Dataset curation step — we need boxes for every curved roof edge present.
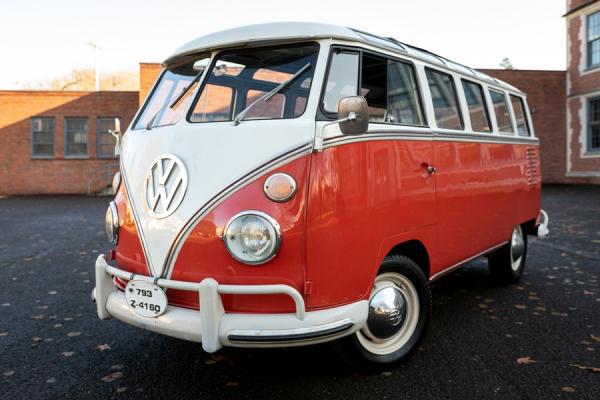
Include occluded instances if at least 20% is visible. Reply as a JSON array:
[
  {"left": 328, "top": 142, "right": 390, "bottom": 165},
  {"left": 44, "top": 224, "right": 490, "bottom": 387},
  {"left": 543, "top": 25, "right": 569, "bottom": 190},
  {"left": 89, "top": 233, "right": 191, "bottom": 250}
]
[{"left": 165, "top": 22, "right": 523, "bottom": 94}]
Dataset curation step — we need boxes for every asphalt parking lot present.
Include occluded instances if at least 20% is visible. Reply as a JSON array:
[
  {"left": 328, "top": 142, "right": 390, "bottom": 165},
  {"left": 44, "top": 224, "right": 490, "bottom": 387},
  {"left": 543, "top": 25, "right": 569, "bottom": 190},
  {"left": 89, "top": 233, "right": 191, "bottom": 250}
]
[{"left": 0, "top": 185, "right": 598, "bottom": 400}]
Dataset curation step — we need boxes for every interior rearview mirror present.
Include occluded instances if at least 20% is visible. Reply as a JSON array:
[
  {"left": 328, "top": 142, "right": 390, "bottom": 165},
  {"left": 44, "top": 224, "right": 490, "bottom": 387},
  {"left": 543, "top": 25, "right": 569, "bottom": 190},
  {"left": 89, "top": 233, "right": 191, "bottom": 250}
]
[{"left": 338, "top": 96, "right": 369, "bottom": 135}]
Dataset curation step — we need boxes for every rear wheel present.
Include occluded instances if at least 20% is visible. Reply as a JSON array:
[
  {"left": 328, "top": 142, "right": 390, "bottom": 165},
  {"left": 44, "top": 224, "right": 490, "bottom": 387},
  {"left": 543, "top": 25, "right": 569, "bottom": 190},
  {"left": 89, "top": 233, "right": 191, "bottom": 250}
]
[
  {"left": 337, "top": 255, "right": 431, "bottom": 369},
  {"left": 488, "top": 224, "right": 527, "bottom": 285}
]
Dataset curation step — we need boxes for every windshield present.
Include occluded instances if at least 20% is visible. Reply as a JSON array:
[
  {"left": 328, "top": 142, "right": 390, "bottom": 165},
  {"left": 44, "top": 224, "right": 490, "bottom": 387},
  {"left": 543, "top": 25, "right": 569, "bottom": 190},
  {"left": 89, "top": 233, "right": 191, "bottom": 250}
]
[
  {"left": 189, "top": 43, "right": 319, "bottom": 123},
  {"left": 133, "top": 56, "right": 210, "bottom": 130}
]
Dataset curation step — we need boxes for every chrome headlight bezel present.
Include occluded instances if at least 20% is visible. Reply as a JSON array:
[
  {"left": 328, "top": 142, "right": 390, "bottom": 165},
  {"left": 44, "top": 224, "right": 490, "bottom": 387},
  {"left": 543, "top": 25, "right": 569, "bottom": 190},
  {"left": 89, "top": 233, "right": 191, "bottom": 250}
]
[
  {"left": 222, "top": 211, "right": 281, "bottom": 266},
  {"left": 105, "top": 201, "right": 119, "bottom": 246}
]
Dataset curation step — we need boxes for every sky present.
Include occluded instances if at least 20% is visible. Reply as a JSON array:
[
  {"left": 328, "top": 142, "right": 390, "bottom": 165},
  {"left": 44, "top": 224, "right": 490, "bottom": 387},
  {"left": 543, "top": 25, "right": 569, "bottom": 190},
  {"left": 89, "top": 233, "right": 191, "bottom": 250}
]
[{"left": 0, "top": 0, "right": 567, "bottom": 89}]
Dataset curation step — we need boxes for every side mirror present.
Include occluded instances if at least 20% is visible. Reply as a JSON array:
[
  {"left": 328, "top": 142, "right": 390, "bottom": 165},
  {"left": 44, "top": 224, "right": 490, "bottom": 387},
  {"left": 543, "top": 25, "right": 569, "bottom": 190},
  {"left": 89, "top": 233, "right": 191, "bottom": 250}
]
[
  {"left": 338, "top": 96, "right": 369, "bottom": 135},
  {"left": 109, "top": 117, "right": 122, "bottom": 156}
]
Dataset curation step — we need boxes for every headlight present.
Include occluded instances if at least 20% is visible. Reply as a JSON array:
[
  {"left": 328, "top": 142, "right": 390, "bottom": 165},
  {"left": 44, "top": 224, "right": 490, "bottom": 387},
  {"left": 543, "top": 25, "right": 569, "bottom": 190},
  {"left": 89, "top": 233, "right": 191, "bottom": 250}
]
[
  {"left": 105, "top": 201, "right": 119, "bottom": 246},
  {"left": 112, "top": 171, "right": 121, "bottom": 192},
  {"left": 222, "top": 211, "right": 281, "bottom": 265}
]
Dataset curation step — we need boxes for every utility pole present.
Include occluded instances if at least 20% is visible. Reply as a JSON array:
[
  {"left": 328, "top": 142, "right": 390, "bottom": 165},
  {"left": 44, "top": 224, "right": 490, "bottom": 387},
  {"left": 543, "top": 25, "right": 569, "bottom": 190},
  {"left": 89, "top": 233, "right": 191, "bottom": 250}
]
[{"left": 87, "top": 42, "right": 100, "bottom": 91}]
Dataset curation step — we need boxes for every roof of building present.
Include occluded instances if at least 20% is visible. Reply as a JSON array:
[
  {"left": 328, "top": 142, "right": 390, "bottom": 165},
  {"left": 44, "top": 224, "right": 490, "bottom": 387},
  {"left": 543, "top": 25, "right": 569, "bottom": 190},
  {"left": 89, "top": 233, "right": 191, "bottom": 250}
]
[{"left": 165, "top": 22, "right": 521, "bottom": 93}]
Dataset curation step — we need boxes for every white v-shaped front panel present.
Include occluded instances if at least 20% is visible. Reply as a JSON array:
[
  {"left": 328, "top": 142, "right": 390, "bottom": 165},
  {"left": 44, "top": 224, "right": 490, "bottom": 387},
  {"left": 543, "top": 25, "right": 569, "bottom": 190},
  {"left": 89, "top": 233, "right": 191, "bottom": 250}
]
[{"left": 120, "top": 119, "right": 313, "bottom": 277}]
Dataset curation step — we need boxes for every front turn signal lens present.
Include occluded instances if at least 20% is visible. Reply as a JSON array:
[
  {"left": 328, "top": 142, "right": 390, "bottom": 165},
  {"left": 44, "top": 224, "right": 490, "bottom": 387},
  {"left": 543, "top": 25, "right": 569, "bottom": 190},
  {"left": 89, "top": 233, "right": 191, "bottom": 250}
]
[{"left": 264, "top": 173, "right": 296, "bottom": 202}]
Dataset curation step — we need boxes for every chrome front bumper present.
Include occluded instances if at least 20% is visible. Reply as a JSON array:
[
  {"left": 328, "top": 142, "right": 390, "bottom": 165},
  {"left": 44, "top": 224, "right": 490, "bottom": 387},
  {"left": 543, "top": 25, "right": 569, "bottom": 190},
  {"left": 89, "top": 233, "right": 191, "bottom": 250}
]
[{"left": 93, "top": 255, "right": 367, "bottom": 353}]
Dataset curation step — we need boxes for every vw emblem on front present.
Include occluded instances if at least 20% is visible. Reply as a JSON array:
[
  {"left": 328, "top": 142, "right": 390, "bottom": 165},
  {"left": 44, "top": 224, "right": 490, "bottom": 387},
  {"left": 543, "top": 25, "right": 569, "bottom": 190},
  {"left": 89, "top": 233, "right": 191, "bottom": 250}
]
[{"left": 145, "top": 154, "right": 188, "bottom": 219}]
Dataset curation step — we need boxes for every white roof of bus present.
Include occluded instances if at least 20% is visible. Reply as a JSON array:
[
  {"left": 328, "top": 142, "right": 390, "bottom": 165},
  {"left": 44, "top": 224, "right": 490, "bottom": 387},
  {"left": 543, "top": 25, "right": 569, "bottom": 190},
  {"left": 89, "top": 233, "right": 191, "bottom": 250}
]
[{"left": 165, "top": 22, "right": 522, "bottom": 94}]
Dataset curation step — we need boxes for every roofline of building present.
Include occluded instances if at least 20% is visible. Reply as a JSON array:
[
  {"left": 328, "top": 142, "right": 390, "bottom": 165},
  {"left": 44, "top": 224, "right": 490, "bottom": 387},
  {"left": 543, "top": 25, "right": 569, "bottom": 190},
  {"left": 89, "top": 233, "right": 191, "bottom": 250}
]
[
  {"left": 477, "top": 68, "right": 567, "bottom": 73},
  {"left": 563, "top": 0, "right": 600, "bottom": 17}
]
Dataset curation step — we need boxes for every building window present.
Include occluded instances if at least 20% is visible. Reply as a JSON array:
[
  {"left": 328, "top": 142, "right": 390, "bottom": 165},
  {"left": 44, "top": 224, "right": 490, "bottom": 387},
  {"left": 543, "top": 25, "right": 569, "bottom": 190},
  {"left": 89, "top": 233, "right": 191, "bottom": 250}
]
[
  {"left": 588, "top": 11, "right": 600, "bottom": 68},
  {"left": 425, "top": 68, "right": 463, "bottom": 130},
  {"left": 64, "top": 117, "right": 88, "bottom": 157},
  {"left": 31, "top": 117, "right": 55, "bottom": 158},
  {"left": 97, "top": 117, "right": 119, "bottom": 158},
  {"left": 588, "top": 97, "right": 600, "bottom": 152}
]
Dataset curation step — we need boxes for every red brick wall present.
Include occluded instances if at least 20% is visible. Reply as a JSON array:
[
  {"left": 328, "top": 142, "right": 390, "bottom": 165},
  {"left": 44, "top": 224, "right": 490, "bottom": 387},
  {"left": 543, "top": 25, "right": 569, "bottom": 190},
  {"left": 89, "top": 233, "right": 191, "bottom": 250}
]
[
  {"left": 0, "top": 91, "right": 139, "bottom": 195},
  {"left": 139, "top": 63, "right": 163, "bottom": 106},
  {"left": 480, "top": 69, "right": 569, "bottom": 184}
]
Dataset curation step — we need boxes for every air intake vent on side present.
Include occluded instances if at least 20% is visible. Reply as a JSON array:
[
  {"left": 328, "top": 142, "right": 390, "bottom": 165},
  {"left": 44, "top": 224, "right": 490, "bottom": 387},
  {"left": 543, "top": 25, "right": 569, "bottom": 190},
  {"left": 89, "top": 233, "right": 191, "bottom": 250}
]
[{"left": 525, "top": 147, "right": 538, "bottom": 185}]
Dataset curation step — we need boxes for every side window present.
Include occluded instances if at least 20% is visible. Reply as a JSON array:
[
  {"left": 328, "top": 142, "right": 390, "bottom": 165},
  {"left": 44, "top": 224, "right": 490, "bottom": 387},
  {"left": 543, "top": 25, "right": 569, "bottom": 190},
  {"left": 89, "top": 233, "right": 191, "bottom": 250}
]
[
  {"left": 489, "top": 90, "right": 513, "bottom": 133},
  {"left": 359, "top": 54, "right": 425, "bottom": 125},
  {"left": 322, "top": 51, "right": 359, "bottom": 113},
  {"left": 510, "top": 95, "right": 531, "bottom": 136},
  {"left": 64, "top": 117, "right": 88, "bottom": 157},
  {"left": 425, "top": 68, "right": 463, "bottom": 130},
  {"left": 461, "top": 80, "right": 491, "bottom": 133},
  {"left": 31, "top": 117, "right": 55, "bottom": 158},
  {"left": 387, "top": 60, "right": 424, "bottom": 126}
]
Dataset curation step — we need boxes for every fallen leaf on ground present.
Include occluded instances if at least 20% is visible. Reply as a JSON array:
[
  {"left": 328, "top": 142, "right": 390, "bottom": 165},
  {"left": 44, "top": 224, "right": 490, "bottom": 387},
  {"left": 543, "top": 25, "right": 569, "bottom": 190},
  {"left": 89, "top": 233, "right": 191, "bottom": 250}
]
[
  {"left": 101, "top": 371, "right": 123, "bottom": 383},
  {"left": 67, "top": 332, "right": 81, "bottom": 337},
  {"left": 30, "top": 315, "right": 44, "bottom": 320},
  {"left": 0, "top": 332, "right": 8, "bottom": 337},
  {"left": 517, "top": 356, "right": 536, "bottom": 365},
  {"left": 3, "top": 370, "right": 14, "bottom": 377},
  {"left": 32, "top": 337, "right": 43, "bottom": 342},
  {"left": 61, "top": 351, "right": 75, "bottom": 357},
  {"left": 514, "top": 304, "right": 527, "bottom": 310},
  {"left": 110, "top": 364, "right": 123, "bottom": 370},
  {"left": 96, "top": 344, "right": 111, "bottom": 351},
  {"left": 591, "top": 334, "right": 600, "bottom": 343},
  {"left": 226, "top": 381, "right": 239, "bottom": 387},
  {"left": 561, "top": 387, "right": 576, "bottom": 393},
  {"left": 570, "top": 364, "right": 600, "bottom": 373},
  {"left": 46, "top": 377, "right": 56, "bottom": 384}
]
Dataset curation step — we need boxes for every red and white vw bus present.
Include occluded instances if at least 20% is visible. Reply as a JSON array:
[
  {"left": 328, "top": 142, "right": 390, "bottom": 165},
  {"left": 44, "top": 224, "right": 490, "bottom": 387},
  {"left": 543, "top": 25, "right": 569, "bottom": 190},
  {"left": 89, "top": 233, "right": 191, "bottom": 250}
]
[{"left": 93, "top": 22, "right": 549, "bottom": 367}]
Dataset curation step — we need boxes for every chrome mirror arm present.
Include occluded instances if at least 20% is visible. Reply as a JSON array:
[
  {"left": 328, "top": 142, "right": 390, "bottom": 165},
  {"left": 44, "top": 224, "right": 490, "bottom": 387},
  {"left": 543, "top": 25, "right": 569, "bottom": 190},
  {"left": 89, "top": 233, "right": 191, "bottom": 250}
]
[{"left": 314, "top": 112, "right": 357, "bottom": 152}]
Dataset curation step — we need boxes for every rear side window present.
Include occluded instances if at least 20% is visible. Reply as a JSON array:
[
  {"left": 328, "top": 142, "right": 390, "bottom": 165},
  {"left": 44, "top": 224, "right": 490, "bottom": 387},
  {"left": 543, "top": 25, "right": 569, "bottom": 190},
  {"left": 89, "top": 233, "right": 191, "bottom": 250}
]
[
  {"left": 510, "top": 95, "right": 530, "bottom": 136},
  {"left": 425, "top": 68, "right": 463, "bottom": 130},
  {"left": 323, "top": 51, "right": 360, "bottom": 113},
  {"left": 489, "top": 90, "right": 513, "bottom": 133},
  {"left": 462, "top": 80, "right": 491, "bottom": 133}
]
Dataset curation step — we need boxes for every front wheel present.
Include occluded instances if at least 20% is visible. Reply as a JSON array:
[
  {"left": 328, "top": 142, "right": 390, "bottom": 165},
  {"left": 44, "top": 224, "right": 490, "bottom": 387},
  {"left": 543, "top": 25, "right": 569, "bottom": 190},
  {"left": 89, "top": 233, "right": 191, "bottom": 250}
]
[{"left": 337, "top": 255, "right": 431, "bottom": 369}]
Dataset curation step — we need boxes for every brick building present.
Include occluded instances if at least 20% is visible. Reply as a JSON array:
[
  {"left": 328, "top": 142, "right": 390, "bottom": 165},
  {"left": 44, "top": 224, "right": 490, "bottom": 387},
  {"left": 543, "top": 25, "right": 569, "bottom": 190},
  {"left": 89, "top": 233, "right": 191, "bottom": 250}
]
[
  {"left": 1, "top": 3, "right": 598, "bottom": 195},
  {"left": 564, "top": 0, "right": 600, "bottom": 182},
  {"left": 0, "top": 91, "right": 138, "bottom": 195}
]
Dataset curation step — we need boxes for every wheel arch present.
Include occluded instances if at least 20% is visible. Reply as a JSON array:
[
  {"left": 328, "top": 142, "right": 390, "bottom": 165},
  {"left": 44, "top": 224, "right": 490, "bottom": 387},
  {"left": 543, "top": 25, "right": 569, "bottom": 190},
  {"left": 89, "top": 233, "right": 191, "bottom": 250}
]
[{"left": 385, "top": 240, "right": 431, "bottom": 279}]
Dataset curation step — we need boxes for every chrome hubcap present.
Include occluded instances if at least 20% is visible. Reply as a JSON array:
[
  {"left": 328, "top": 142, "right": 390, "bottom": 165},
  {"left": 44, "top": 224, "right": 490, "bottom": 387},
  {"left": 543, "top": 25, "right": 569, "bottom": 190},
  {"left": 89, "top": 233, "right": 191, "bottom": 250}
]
[
  {"left": 366, "top": 287, "right": 407, "bottom": 340},
  {"left": 510, "top": 226, "right": 525, "bottom": 271},
  {"left": 357, "top": 272, "right": 420, "bottom": 355}
]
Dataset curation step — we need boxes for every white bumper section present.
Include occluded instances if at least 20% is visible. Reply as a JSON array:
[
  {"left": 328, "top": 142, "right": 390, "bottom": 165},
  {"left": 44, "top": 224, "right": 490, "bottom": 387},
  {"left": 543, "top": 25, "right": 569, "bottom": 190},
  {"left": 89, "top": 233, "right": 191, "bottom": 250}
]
[{"left": 93, "top": 255, "right": 368, "bottom": 353}]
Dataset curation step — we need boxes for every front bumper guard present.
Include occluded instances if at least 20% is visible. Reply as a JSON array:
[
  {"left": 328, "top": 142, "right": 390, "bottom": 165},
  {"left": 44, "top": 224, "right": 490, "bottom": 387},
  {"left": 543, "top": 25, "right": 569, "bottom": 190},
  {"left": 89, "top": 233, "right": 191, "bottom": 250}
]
[{"left": 93, "top": 255, "right": 367, "bottom": 353}]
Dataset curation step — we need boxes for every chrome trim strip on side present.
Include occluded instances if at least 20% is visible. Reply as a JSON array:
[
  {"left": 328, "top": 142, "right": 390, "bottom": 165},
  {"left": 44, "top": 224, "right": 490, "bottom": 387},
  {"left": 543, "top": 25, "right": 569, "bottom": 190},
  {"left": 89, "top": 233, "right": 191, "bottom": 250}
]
[
  {"left": 323, "top": 131, "right": 539, "bottom": 149},
  {"left": 429, "top": 241, "right": 508, "bottom": 282},
  {"left": 161, "top": 141, "right": 313, "bottom": 279}
]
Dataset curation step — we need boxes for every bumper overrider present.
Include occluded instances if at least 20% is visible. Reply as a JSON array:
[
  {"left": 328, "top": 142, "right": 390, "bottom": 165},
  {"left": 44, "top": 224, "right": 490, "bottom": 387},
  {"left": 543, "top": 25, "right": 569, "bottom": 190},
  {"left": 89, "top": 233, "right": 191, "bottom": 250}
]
[{"left": 93, "top": 255, "right": 368, "bottom": 352}]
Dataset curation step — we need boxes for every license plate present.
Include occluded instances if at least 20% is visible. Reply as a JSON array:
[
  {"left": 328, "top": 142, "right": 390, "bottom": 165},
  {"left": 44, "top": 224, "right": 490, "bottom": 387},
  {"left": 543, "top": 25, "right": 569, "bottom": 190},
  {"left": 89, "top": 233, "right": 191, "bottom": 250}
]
[{"left": 125, "top": 280, "right": 167, "bottom": 318}]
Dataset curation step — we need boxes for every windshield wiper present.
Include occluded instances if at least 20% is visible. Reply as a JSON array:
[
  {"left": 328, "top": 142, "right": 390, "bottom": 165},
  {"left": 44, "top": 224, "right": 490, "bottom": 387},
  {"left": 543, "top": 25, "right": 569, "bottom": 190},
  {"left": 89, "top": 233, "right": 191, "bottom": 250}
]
[
  {"left": 145, "top": 70, "right": 204, "bottom": 130},
  {"left": 232, "top": 62, "right": 311, "bottom": 126}
]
